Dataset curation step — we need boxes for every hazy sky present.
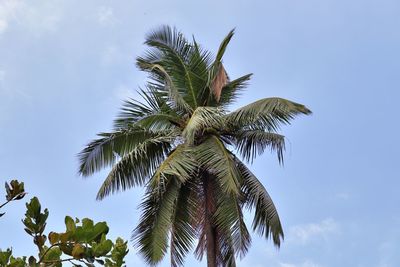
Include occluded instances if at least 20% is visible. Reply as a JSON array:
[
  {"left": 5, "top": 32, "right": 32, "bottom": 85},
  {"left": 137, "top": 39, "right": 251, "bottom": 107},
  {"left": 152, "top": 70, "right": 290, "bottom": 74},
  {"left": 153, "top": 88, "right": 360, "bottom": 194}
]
[{"left": 1, "top": 0, "right": 399, "bottom": 266}]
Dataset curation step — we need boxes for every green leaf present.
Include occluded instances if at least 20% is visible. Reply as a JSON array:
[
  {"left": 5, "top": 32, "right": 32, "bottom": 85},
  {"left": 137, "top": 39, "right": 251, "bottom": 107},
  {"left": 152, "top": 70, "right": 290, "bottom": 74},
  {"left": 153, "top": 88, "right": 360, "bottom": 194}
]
[
  {"left": 149, "top": 144, "right": 197, "bottom": 192},
  {"left": 195, "top": 136, "right": 241, "bottom": 195},
  {"left": 182, "top": 106, "right": 224, "bottom": 145},
  {"left": 226, "top": 97, "right": 312, "bottom": 132},
  {"left": 59, "top": 244, "right": 73, "bottom": 255},
  {"left": 87, "top": 222, "right": 109, "bottom": 242},
  {"left": 43, "top": 247, "right": 62, "bottom": 262},
  {"left": 93, "top": 239, "right": 113, "bottom": 257},
  {"left": 236, "top": 159, "right": 284, "bottom": 246},
  {"left": 231, "top": 130, "right": 285, "bottom": 164},
  {"left": 82, "top": 218, "right": 94, "bottom": 230},
  {"left": 96, "top": 130, "right": 175, "bottom": 200},
  {"left": 133, "top": 179, "right": 181, "bottom": 265},
  {"left": 0, "top": 249, "right": 12, "bottom": 265},
  {"left": 59, "top": 232, "right": 70, "bottom": 243},
  {"left": 48, "top": 232, "right": 60, "bottom": 245},
  {"left": 65, "top": 216, "right": 76, "bottom": 233},
  {"left": 72, "top": 244, "right": 85, "bottom": 259},
  {"left": 25, "top": 197, "right": 41, "bottom": 219},
  {"left": 8, "top": 256, "right": 27, "bottom": 267},
  {"left": 5, "top": 180, "right": 26, "bottom": 201}
]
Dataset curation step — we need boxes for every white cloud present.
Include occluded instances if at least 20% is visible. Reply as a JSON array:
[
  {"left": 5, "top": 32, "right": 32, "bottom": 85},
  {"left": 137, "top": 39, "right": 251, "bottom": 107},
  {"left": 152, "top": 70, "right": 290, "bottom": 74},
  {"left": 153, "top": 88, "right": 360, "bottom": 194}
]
[
  {"left": 97, "top": 6, "right": 115, "bottom": 26},
  {"left": 0, "top": 0, "right": 63, "bottom": 36},
  {"left": 288, "top": 218, "right": 339, "bottom": 244},
  {"left": 0, "top": 0, "right": 22, "bottom": 34}
]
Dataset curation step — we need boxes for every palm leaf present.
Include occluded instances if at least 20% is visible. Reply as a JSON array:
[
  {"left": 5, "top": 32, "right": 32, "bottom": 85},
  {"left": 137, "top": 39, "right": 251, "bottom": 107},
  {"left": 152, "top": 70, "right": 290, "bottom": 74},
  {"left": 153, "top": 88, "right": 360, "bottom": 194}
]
[
  {"left": 136, "top": 62, "right": 193, "bottom": 114},
  {"left": 170, "top": 182, "right": 198, "bottom": 266},
  {"left": 144, "top": 25, "right": 199, "bottom": 108},
  {"left": 182, "top": 107, "right": 224, "bottom": 145},
  {"left": 206, "top": 29, "right": 235, "bottom": 105},
  {"left": 213, "top": 177, "right": 251, "bottom": 259},
  {"left": 226, "top": 97, "right": 312, "bottom": 132},
  {"left": 149, "top": 145, "right": 198, "bottom": 193},
  {"left": 113, "top": 87, "right": 181, "bottom": 130},
  {"left": 78, "top": 127, "right": 169, "bottom": 176},
  {"left": 195, "top": 136, "right": 241, "bottom": 195},
  {"left": 96, "top": 133, "right": 175, "bottom": 200},
  {"left": 133, "top": 178, "right": 181, "bottom": 265},
  {"left": 215, "top": 29, "right": 235, "bottom": 64},
  {"left": 217, "top": 73, "right": 252, "bottom": 108},
  {"left": 236, "top": 159, "right": 284, "bottom": 247},
  {"left": 230, "top": 130, "right": 285, "bottom": 164},
  {"left": 216, "top": 230, "right": 236, "bottom": 267}
]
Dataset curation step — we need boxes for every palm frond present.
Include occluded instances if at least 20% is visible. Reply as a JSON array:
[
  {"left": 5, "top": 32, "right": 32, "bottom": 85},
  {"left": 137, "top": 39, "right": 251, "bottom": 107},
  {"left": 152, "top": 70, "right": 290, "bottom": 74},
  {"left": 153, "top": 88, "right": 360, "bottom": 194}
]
[
  {"left": 182, "top": 107, "right": 224, "bottom": 145},
  {"left": 78, "top": 127, "right": 169, "bottom": 176},
  {"left": 136, "top": 62, "right": 193, "bottom": 114},
  {"left": 113, "top": 87, "right": 180, "bottom": 130},
  {"left": 206, "top": 29, "right": 235, "bottom": 104},
  {"left": 195, "top": 136, "right": 241, "bottom": 195},
  {"left": 149, "top": 145, "right": 198, "bottom": 194},
  {"left": 96, "top": 133, "right": 175, "bottom": 200},
  {"left": 226, "top": 97, "right": 312, "bottom": 132},
  {"left": 143, "top": 25, "right": 199, "bottom": 108},
  {"left": 215, "top": 29, "right": 235, "bottom": 64},
  {"left": 216, "top": 231, "right": 236, "bottom": 267},
  {"left": 213, "top": 177, "right": 251, "bottom": 259},
  {"left": 133, "top": 178, "right": 181, "bottom": 265},
  {"left": 236, "top": 159, "right": 284, "bottom": 247},
  {"left": 170, "top": 182, "right": 198, "bottom": 267},
  {"left": 230, "top": 130, "right": 285, "bottom": 164},
  {"left": 145, "top": 25, "right": 191, "bottom": 62},
  {"left": 188, "top": 39, "right": 214, "bottom": 106},
  {"left": 217, "top": 73, "right": 252, "bottom": 107},
  {"left": 214, "top": 197, "right": 251, "bottom": 258}
]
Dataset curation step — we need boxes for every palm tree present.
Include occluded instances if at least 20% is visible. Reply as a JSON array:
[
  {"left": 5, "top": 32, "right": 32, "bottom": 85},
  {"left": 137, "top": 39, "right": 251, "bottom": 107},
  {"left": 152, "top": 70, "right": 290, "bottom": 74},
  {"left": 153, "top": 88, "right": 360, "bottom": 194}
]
[{"left": 78, "top": 26, "right": 311, "bottom": 267}]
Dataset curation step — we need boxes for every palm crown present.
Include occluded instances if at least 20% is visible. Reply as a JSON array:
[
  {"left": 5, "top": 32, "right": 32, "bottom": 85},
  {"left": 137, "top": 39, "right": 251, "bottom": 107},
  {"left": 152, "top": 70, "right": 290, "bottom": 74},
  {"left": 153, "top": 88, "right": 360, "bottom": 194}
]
[{"left": 78, "top": 26, "right": 311, "bottom": 267}]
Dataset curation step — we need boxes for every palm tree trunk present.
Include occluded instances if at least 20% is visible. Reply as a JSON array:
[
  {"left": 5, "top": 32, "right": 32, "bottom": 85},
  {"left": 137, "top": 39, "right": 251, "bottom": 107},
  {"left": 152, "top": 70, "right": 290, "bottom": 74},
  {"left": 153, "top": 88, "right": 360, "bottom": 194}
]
[{"left": 203, "top": 173, "right": 217, "bottom": 267}]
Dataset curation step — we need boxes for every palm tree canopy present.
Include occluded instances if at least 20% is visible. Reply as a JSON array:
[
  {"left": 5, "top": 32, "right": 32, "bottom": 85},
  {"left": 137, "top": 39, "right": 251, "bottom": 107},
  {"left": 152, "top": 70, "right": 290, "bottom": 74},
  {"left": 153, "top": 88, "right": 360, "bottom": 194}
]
[{"left": 78, "top": 25, "right": 311, "bottom": 266}]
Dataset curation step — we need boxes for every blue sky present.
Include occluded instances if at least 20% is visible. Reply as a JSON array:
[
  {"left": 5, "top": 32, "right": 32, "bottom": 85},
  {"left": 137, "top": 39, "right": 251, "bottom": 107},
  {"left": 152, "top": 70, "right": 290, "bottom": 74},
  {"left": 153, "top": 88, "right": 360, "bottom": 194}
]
[{"left": 1, "top": 0, "right": 399, "bottom": 266}]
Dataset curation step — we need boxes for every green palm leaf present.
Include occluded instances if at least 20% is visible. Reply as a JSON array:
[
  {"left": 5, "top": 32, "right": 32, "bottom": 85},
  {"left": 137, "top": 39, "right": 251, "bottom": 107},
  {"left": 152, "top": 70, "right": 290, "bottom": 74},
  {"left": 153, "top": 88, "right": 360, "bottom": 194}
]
[
  {"left": 236, "top": 159, "right": 284, "bottom": 246},
  {"left": 182, "top": 107, "right": 224, "bottom": 145},
  {"left": 143, "top": 25, "right": 199, "bottom": 108},
  {"left": 216, "top": 73, "right": 253, "bottom": 108},
  {"left": 214, "top": 195, "right": 251, "bottom": 258},
  {"left": 96, "top": 133, "right": 175, "bottom": 200},
  {"left": 149, "top": 145, "right": 198, "bottom": 193},
  {"left": 169, "top": 182, "right": 198, "bottom": 267},
  {"left": 133, "top": 178, "right": 181, "bottom": 265},
  {"left": 113, "top": 88, "right": 180, "bottom": 130},
  {"left": 231, "top": 130, "right": 285, "bottom": 164},
  {"left": 195, "top": 136, "right": 241, "bottom": 195},
  {"left": 226, "top": 97, "right": 312, "bottom": 132},
  {"left": 78, "top": 127, "right": 170, "bottom": 176}
]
